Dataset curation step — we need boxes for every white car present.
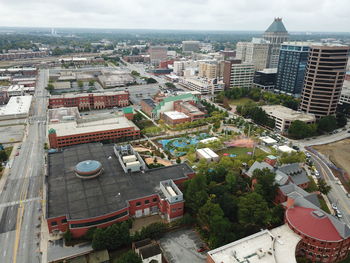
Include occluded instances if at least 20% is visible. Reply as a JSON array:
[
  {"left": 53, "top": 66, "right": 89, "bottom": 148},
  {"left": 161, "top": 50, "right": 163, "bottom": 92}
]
[
  {"left": 332, "top": 203, "right": 338, "bottom": 210},
  {"left": 315, "top": 170, "right": 320, "bottom": 177},
  {"left": 336, "top": 210, "right": 343, "bottom": 218}
]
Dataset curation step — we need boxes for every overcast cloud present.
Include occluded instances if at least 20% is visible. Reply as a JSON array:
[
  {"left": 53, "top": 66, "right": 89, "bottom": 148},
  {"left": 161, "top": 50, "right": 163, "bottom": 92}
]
[{"left": 0, "top": 0, "right": 349, "bottom": 32}]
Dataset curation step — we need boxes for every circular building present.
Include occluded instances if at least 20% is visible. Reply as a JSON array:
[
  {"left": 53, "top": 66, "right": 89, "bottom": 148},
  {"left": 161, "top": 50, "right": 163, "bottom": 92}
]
[
  {"left": 285, "top": 206, "right": 350, "bottom": 263},
  {"left": 75, "top": 160, "right": 103, "bottom": 179}
]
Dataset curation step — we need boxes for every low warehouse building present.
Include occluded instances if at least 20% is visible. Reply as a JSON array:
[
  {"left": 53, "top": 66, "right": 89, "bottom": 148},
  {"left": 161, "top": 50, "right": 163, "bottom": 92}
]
[{"left": 196, "top": 148, "right": 219, "bottom": 162}]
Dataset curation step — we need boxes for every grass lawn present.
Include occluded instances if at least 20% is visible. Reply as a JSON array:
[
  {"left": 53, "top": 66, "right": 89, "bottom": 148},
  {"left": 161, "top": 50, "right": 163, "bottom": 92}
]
[
  {"left": 217, "top": 147, "right": 266, "bottom": 160},
  {"left": 229, "top": 97, "right": 255, "bottom": 106}
]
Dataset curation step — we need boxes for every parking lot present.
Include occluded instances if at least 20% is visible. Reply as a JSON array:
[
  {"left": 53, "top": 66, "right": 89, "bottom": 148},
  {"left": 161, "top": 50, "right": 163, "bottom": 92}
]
[
  {"left": 0, "top": 125, "right": 25, "bottom": 144},
  {"left": 159, "top": 228, "right": 206, "bottom": 263}
]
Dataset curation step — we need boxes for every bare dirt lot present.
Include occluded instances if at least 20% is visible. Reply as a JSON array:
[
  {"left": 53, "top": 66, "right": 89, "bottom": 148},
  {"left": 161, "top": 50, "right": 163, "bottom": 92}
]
[{"left": 314, "top": 138, "right": 350, "bottom": 175}]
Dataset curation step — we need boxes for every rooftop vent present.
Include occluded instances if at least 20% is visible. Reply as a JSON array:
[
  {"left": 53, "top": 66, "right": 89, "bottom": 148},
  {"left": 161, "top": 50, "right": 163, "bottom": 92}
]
[{"left": 312, "top": 210, "right": 326, "bottom": 218}]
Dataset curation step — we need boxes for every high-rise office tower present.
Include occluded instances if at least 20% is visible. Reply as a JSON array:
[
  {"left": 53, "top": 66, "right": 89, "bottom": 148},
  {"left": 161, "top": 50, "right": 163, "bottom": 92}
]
[
  {"left": 223, "top": 60, "right": 255, "bottom": 89},
  {"left": 198, "top": 62, "right": 218, "bottom": 79},
  {"left": 236, "top": 42, "right": 248, "bottom": 62},
  {"left": 275, "top": 42, "right": 310, "bottom": 96},
  {"left": 300, "top": 44, "right": 350, "bottom": 118},
  {"left": 236, "top": 38, "right": 270, "bottom": 71},
  {"left": 263, "top": 18, "right": 289, "bottom": 68}
]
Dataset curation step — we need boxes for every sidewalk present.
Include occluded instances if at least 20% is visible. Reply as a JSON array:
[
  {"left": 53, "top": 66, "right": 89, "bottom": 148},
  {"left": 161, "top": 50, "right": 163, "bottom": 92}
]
[{"left": 0, "top": 142, "right": 20, "bottom": 193}]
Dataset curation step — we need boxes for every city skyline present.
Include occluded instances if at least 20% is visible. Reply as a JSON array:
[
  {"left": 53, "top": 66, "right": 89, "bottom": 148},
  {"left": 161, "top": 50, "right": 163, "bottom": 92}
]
[{"left": 0, "top": 0, "right": 349, "bottom": 32}]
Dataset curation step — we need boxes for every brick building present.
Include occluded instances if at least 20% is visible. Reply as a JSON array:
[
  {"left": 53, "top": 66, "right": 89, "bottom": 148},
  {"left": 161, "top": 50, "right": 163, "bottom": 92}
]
[
  {"left": 47, "top": 107, "right": 139, "bottom": 148},
  {"left": 48, "top": 91, "right": 129, "bottom": 110},
  {"left": 46, "top": 143, "right": 195, "bottom": 237},
  {"left": 173, "top": 100, "right": 205, "bottom": 121},
  {"left": 162, "top": 111, "right": 191, "bottom": 126}
]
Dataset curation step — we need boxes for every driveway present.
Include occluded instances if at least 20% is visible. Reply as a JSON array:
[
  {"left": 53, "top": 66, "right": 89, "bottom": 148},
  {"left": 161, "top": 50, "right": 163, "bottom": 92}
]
[{"left": 159, "top": 228, "right": 206, "bottom": 263}]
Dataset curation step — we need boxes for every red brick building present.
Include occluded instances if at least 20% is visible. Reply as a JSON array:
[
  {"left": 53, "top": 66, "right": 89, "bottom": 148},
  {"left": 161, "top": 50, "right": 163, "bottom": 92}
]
[
  {"left": 173, "top": 100, "right": 205, "bottom": 121},
  {"left": 285, "top": 204, "right": 350, "bottom": 262},
  {"left": 48, "top": 91, "right": 129, "bottom": 110},
  {"left": 46, "top": 143, "right": 195, "bottom": 238},
  {"left": 161, "top": 111, "right": 191, "bottom": 126}
]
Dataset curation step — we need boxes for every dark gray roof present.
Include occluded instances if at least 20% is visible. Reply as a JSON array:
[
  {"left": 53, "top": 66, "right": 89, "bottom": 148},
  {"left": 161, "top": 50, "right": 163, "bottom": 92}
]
[
  {"left": 246, "top": 161, "right": 274, "bottom": 178},
  {"left": 142, "top": 99, "right": 156, "bottom": 108},
  {"left": 278, "top": 163, "right": 309, "bottom": 186},
  {"left": 134, "top": 239, "right": 152, "bottom": 249},
  {"left": 139, "top": 244, "right": 162, "bottom": 259},
  {"left": 328, "top": 216, "right": 350, "bottom": 239},
  {"left": 47, "top": 143, "right": 194, "bottom": 220},
  {"left": 265, "top": 18, "right": 288, "bottom": 33},
  {"left": 279, "top": 183, "right": 320, "bottom": 208}
]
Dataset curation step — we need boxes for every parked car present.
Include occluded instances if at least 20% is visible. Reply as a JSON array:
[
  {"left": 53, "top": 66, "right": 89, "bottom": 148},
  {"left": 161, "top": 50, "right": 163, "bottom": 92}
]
[
  {"left": 315, "top": 170, "right": 320, "bottom": 178},
  {"left": 332, "top": 203, "right": 338, "bottom": 210},
  {"left": 336, "top": 210, "right": 343, "bottom": 218},
  {"left": 346, "top": 193, "right": 350, "bottom": 198}
]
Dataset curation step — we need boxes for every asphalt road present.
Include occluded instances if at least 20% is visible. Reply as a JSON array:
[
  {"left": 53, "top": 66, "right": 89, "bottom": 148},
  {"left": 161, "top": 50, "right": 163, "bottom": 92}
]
[
  {"left": 0, "top": 69, "right": 48, "bottom": 263},
  {"left": 308, "top": 151, "right": 350, "bottom": 226}
]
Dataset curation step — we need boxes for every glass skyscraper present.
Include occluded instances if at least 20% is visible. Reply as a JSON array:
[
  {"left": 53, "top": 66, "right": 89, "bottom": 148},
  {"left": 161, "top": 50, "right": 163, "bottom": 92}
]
[{"left": 275, "top": 42, "right": 310, "bottom": 97}]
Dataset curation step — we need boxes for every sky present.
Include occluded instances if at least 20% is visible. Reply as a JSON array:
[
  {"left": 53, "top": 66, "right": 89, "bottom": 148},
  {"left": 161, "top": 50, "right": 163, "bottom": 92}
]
[{"left": 0, "top": 0, "right": 349, "bottom": 32}]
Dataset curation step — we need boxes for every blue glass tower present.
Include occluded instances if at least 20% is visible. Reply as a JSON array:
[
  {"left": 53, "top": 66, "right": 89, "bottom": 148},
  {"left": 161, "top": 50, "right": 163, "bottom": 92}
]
[{"left": 275, "top": 42, "right": 310, "bottom": 97}]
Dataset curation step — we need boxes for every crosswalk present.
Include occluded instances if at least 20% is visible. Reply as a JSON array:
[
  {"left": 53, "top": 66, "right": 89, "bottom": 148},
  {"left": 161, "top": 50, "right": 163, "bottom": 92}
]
[{"left": 0, "top": 197, "right": 41, "bottom": 209}]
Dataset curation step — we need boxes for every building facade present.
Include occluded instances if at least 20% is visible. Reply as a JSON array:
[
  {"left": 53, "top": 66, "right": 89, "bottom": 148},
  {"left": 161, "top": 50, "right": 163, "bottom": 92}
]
[
  {"left": 237, "top": 38, "right": 270, "bottom": 71},
  {"left": 263, "top": 18, "right": 289, "bottom": 68},
  {"left": 48, "top": 91, "right": 129, "bottom": 110},
  {"left": 198, "top": 62, "right": 218, "bottom": 79},
  {"left": 275, "top": 42, "right": 310, "bottom": 96},
  {"left": 253, "top": 68, "right": 277, "bottom": 91},
  {"left": 262, "top": 105, "right": 316, "bottom": 133},
  {"left": 149, "top": 46, "right": 168, "bottom": 66},
  {"left": 223, "top": 62, "right": 255, "bottom": 89},
  {"left": 299, "top": 44, "right": 350, "bottom": 118}
]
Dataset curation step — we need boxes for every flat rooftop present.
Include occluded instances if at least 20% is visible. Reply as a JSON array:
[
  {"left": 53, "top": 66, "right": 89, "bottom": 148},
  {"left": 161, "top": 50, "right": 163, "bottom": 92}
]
[
  {"left": 48, "top": 116, "right": 139, "bottom": 137},
  {"left": 262, "top": 105, "right": 315, "bottom": 122},
  {"left": 0, "top": 95, "right": 32, "bottom": 116},
  {"left": 50, "top": 91, "right": 128, "bottom": 99},
  {"left": 48, "top": 107, "right": 81, "bottom": 122},
  {"left": 207, "top": 224, "right": 301, "bottom": 263},
  {"left": 163, "top": 111, "right": 189, "bottom": 120},
  {"left": 47, "top": 143, "right": 194, "bottom": 219}
]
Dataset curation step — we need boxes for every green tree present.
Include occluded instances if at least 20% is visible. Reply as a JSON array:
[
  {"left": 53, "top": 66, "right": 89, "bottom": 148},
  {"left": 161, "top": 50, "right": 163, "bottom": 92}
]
[
  {"left": 91, "top": 222, "right": 130, "bottom": 250},
  {"left": 88, "top": 80, "right": 95, "bottom": 87},
  {"left": 336, "top": 113, "right": 347, "bottom": 128},
  {"left": 288, "top": 120, "right": 316, "bottom": 139},
  {"left": 134, "top": 222, "right": 167, "bottom": 241},
  {"left": 146, "top": 77, "right": 157, "bottom": 84},
  {"left": 238, "top": 192, "right": 272, "bottom": 227},
  {"left": 46, "top": 83, "right": 54, "bottom": 92},
  {"left": 317, "top": 179, "right": 332, "bottom": 195},
  {"left": 116, "top": 251, "right": 142, "bottom": 263},
  {"left": 279, "top": 151, "right": 306, "bottom": 164},
  {"left": 63, "top": 229, "right": 72, "bottom": 243},
  {"left": 0, "top": 150, "right": 8, "bottom": 162},
  {"left": 253, "top": 168, "right": 277, "bottom": 203},
  {"left": 317, "top": 116, "right": 337, "bottom": 133},
  {"left": 176, "top": 157, "right": 181, "bottom": 164},
  {"left": 184, "top": 174, "right": 208, "bottom": 214},
  {"left": 77, "top": 80, "right": 84, "bottom": 88}
]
